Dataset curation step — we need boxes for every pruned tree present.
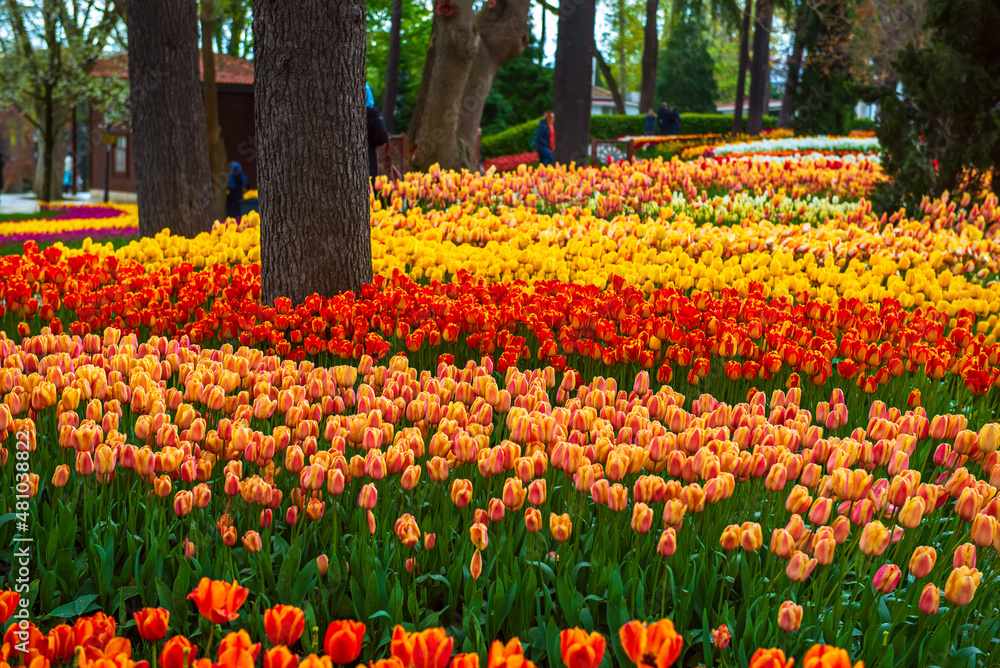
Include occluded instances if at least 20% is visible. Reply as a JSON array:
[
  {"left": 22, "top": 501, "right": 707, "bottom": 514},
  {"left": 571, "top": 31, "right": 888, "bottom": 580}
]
[
  {"left": 255, "top": 0, "right": 372, "bottom": 304},
  {"left": 730, "top": 0, "right": 752, "bottom": 134},
  {"left": 407, "top": 0, "right": 532, "bottom": 171},
  {"left": 639, "top": 0, "right": 659, "bottom": 112},
  {"left": 553, "top": 0, "right": 596, "bottom": 164},
  {"left": 778, "top": 1, "right": 806, "bottom": 127},
  {"left": 202, "top": 0, "right": 229, "bottom": 220},
  {"left": 850, "top": 0, "right": 927, "bottom": 89},
  {"left": 381, "top": 0, "right": 403, "bottom": 132},
  {"left": 0, "top": 0, "right": 120, "bottom": 201},
  {"left": 746, "top": 0, "right": 772, "bottom": 134},
  {"left": 127, "top": 0, "right": 214, "bottom": 237},
  {"left": 793, "top": 0, "right": 857, "bottom": 135}
]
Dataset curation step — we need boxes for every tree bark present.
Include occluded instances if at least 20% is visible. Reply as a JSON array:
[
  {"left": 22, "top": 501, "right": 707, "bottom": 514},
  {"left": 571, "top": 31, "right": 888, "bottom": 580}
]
[
  {"left": 382, "top": 0, "right": 403, "bottom": 133},
  {"left": 747, "top": 0, "right": 772, "bottom": 135},
  {"left": 553, "top": 0, "right": 595, "bottom": 164},
  {"left": 127, "top": 0, "right": 214, "bottom": 238},
  {"left": 639, "top": 0, "right": 658, "bottom": 113},
  {"left": 255, "top": 0, "right": 372, "bottom": 305},
  {"left": 779, "top": 21, "right": 805, "bottom": 128},
  {"left": 202, "top": 0, "right": 229, "bottom": 221},
  {"left": 593, "top": 42, "right": 626, "bottom": 114},
  {"left": 731, "top": 0, "right": 752, "bottom": 135},
  {"left": 616, "top": 0, "right": 627, "bottom": 100},
  {"left": 410, "top": 0, "right": 530, "bottom": 171}
]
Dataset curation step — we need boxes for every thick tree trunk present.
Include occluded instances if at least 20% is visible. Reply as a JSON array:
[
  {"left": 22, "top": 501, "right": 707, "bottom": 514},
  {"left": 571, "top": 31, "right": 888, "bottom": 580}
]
[
  {"left": 202, "top": 0, "right": 229, "bottom": 221},
  {"left": 593, "top": 43, "right": 625, "bottom": 114},
  {"left": 255, "top": 0, "right": 371, "bottom": 305},
  {"left": 731, "top": 0, "right": 752, "bottom": 135},
  {"left": 616, "top": 0, "right": 627, "bottom": 99},
  {"left": 639, "top": 0, "right": 658, "bottom": 113},
  {"left": 410, "top": 0, "right": 530, "bottom": 171},
  {"left": 779, "top": 27, "right": 804, "bottom": 127},
  {"left": 553, "top": 0, "right": 595, "bottom": 164},
  {"left": 382, "top": 0, "right": 403, "bottom": 133},
  {"left": 32, "top": 112, "right": 66, "bottom": 202},
  {"left": 747, "top": 0, "right": 772, "bottom": 135},
  {"left": 127, "top": 0, "right": 214, "bottom": 238}
]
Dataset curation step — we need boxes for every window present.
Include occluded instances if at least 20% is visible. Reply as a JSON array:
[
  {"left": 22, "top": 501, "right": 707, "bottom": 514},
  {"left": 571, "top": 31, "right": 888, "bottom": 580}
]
[{"left": 113, "top": 136, "right": 127, "bottom": 175}]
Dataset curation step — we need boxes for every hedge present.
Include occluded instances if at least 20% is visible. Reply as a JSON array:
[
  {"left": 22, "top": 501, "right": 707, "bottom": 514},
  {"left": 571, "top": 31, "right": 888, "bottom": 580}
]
[{"left": 480, "top": 114, "right": 778, "bottom": 158}]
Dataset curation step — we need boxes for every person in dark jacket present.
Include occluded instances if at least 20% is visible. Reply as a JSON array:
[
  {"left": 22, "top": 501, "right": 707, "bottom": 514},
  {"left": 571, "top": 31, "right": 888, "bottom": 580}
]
[
  {"left": 657, "top": 102, "right": 671, "bottom": 135},
  {"left": 368, "top": 106, "right": 390, "bottom": 180},
  {"left": 534, "top": 111, "right": 555, "bottom": 166},
  {"left": 667, "top": 107, "right": 682, "bottom": 135},
  {"left": 644, "top": 109, "right": 656, "bottom": 135},
  {"left": 226, "top": 162, "right": 249, "bottom": 219}
]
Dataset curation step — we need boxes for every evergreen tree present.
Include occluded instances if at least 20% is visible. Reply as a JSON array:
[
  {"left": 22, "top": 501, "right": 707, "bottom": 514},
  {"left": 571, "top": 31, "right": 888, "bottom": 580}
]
[
  {"left": 791, "top": 0, "right": 858, "bottom": 135},
  {"left": 481, "top": 40, "right": 553, "bottom": 135},
  {"left": 868, "top": 0, "right": 1000, "bottom": 209},
  {"left": 656, "top": 14, "right": 718, "bottom": 112}
]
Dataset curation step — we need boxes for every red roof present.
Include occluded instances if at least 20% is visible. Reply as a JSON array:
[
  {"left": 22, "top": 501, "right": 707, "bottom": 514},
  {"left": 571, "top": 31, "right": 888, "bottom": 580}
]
[{"left": 92, "top": 51, "right": 253, "bottom": 86}]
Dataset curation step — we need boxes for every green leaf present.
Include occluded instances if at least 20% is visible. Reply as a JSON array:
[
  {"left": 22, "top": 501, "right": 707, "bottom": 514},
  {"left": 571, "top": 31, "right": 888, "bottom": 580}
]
[
  {"left": 278, "top": 543, "right": 302, "bottom": 602},
  {"left": 46, "top": 593, "right": 100, "bottom": 619}
]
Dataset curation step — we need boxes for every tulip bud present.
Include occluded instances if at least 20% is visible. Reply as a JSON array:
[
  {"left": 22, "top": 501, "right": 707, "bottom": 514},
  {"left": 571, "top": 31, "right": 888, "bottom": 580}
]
[
  {"left": 872, "top": 564, "right": 901, "bottom": 594},
  {"left": 524, "top": 507, "right": 542, "bottom": 533},
  {"left": 909, "top": 545, "right": 937, "bottom": 578},
  {"left": 242, "top": 530, "right": 263, "bottom": 553},
  {"left": 945, "top": 566, "right": 982, "bottom": 606},
  {"left": 919, "top": 583, "right": 940, "bottom": 615},
  {"left": 953, "top": 542, "right": 977, "bottom": 569},
  {"left": 657, "top": 528, "right": 677, "bottom": 557},
  {"left": 785, "top": 551, "right": 817, "bottom": 582},
  {"left": 316, "top": 554, "right": 329, "bottom": 576},
  {"left": 470, "top": 549, "right": 483, "bottom": 580},
  {"left": 51, "top": 464, "right": 71, "bottom": 488},
  {"left": 777, "top": 601, "right": 803, "bottom": 632},
  {"left": 424, "top": 533, "right": 436, "bottom": 550},
  {"left": 720, "top": 525, "right": 742, "bottom": 551}
]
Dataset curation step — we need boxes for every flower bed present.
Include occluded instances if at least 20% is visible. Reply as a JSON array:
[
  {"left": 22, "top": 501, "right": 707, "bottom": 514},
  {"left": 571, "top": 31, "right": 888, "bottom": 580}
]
[
  {"left": 0, "top": 143, "right": 998, "bottom": 668},
  {"left": 0, "top": 202, "right": 138, "bottom": 249},
  {"left": 711, "top": 137, "right": 880, "bottom": 157}
]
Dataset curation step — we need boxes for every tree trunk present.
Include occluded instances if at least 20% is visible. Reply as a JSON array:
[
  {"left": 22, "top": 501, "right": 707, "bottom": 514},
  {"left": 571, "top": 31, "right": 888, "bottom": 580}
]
[
  {"left": 747, "top": 0, "right": 772, "bottom": 135},
  {"left": 779, "top": 24, "right": 804, "bottom": 128},
  {"left": 639, "top": 0, "right": 658, "bottom": 113},
  {"left": 409, "top": 0, "right": 530, "bottom": 172},
  {"left": 127, "top": 0, "right": 214, "bottom": 238},
  {"left": 32, "top": 109, "right": 66, "bottom": 202},
  {"left": 382, "top": 0, "right": 403, "bottom": 133},
  {"left": 553, "top": 0, "right": 595, "bottom": 164},
  {"left": 202, "top": 0, "right": 229, "bottom": 221},
  {"left": 593, "top": 43, "right": 626, "bottom": 114},
  {"left": 731, "top": 0, "right": 752, "bottom": 135},
  {"left": 255, "top": 0, "right": 371, "bottom": 304},
  {"left": 616, "top": 0, "right": 627, "bottom": 100}
]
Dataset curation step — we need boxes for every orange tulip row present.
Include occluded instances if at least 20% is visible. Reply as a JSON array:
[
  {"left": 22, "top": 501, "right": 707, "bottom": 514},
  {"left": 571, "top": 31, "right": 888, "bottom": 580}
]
[{"left": 0, "top": 586, "right": 862, "bottom": 668}]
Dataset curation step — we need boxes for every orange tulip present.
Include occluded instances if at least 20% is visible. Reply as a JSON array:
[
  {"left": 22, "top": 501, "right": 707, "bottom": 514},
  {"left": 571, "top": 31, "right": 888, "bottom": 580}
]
[
  {"left": 450, "top": 479, "right": 473, "bottom": 508},
  {"left": 411, "top": 628, "right": 453, "bottom": 668},
  {"left": 470, "top": 523, "right": 489, "bottom": 551},
  {"left": 487, "top": 638, "right": 536, "bottom": 668},
  {"left": 801, "top": 645, "right": 863, "bottom": 668},
  {"left": 619, "top": 619, "right": 683, "bottom": 668},
  {"left": 219, "top": 630, "right": 261, "bottom": 661},
  {"left": 186, "top": 579, "right": 248, "bottom": 624},
  {"left": 549, "top": 513, "right": 572, "bottom": 542},
  {"left": 264, "top": 646, "right": 300, "bottom": 668},
  {"left": 391, "top": 626, "right": 414, "bottom": 667},
  {"left": 470, "top": 550, "right": 483, "bottom": 580},
  {"left": 452, "top": 653, "right": 480, "bottom": 668},
  {"left": 908, "top": 546, "right": 936, "bottom": 579},
  {"left": 160, "top": 636, "right": 197, "bottom": 668},
  {"left": 559, "top": 628, "right": 606, "bottom": 668},
  {"left": 264, "top": 605, "right": 305, "bottom": 646},
  {"left": 710, "top": 625, "right": 731, "bottom": 650},
  {"left": 0, "top": 590, "right": 21, "bottom": 625},
  {"left": 524, "top": 508, "right": 542, "bottom": 533},
  {"left": 858, "top": 521, "right": 890, "bottom": 557},
  {"left": 777, "top": 601, "right": 803, "bottom": 632},
  {"left": 944, "top": 566, "right": 982, "bottom": 606},
  {"left": 323, "top": 620, "right": 365, "bottom": 665},
  {"left": 133, "top": 607, "right": 169, "bottom": 642},
  {"left": 749, "top": 649, "right": 793, "bottom": 668},
  {"left": 919, "top": 583, "right": 940, "bottom": 615},
  {"left": 298, "top": 655, "right": 333, "bottom": 668},
  {"left": 51, "top": 464, "right": 71, "bottom": 488}
]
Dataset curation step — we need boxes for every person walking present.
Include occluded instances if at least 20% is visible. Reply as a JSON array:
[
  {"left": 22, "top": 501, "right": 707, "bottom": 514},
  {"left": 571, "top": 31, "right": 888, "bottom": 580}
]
[
  {"left": 366, "top": 82, "right": 375, "bottom": 109},
  {"left": 226, "top": 162, "right": 249, "bottom": 220},
  {"left": 644, "top": 109, "right": 657, "bottom": 135},
  {"left": 62, "top": 153, "right": 73, "bottom": 194},
  {"left": 534, "top": 111, "right": 555, "bottom": 166},
  {"left": 657, "top": 102, "right": 671, "bottom": 135}
]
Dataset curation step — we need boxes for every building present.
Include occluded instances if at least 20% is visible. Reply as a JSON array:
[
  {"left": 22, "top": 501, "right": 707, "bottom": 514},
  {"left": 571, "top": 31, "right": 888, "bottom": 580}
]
[
  {"left": 715, "top": 99, "right": 784, "bottom": 116},
  {"left": 591, "top": 87, "right": 641, "bottom": 116},
  {"left": 89, "top": 51, "right": 255, "bottom": 203}
]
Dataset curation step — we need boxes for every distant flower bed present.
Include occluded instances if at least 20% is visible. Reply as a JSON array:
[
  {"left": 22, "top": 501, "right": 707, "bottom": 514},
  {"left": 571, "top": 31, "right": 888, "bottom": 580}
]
[
  {"left": 712, "top": 136, "right": 880, "bottom": 156},
  {"left": 0, "top": 202, "right": 138, "bottom": 248},
  {"left": 244, "top": 189, "right": 259, "bottom": 199},
  {"left": 483, "top": 152, "right": 539, "bottom": 172}
]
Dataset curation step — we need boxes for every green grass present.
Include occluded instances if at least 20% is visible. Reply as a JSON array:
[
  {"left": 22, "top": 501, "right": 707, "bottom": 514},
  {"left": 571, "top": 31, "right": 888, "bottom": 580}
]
[{"left": 0, "top": 211, "right": 62, "bottom": 222}]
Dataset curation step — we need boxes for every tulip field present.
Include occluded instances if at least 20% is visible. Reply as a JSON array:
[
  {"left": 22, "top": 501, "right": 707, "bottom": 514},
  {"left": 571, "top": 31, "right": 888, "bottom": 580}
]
[{"left": 2, "top": 139, "right": 1000, "bottom": 668}]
